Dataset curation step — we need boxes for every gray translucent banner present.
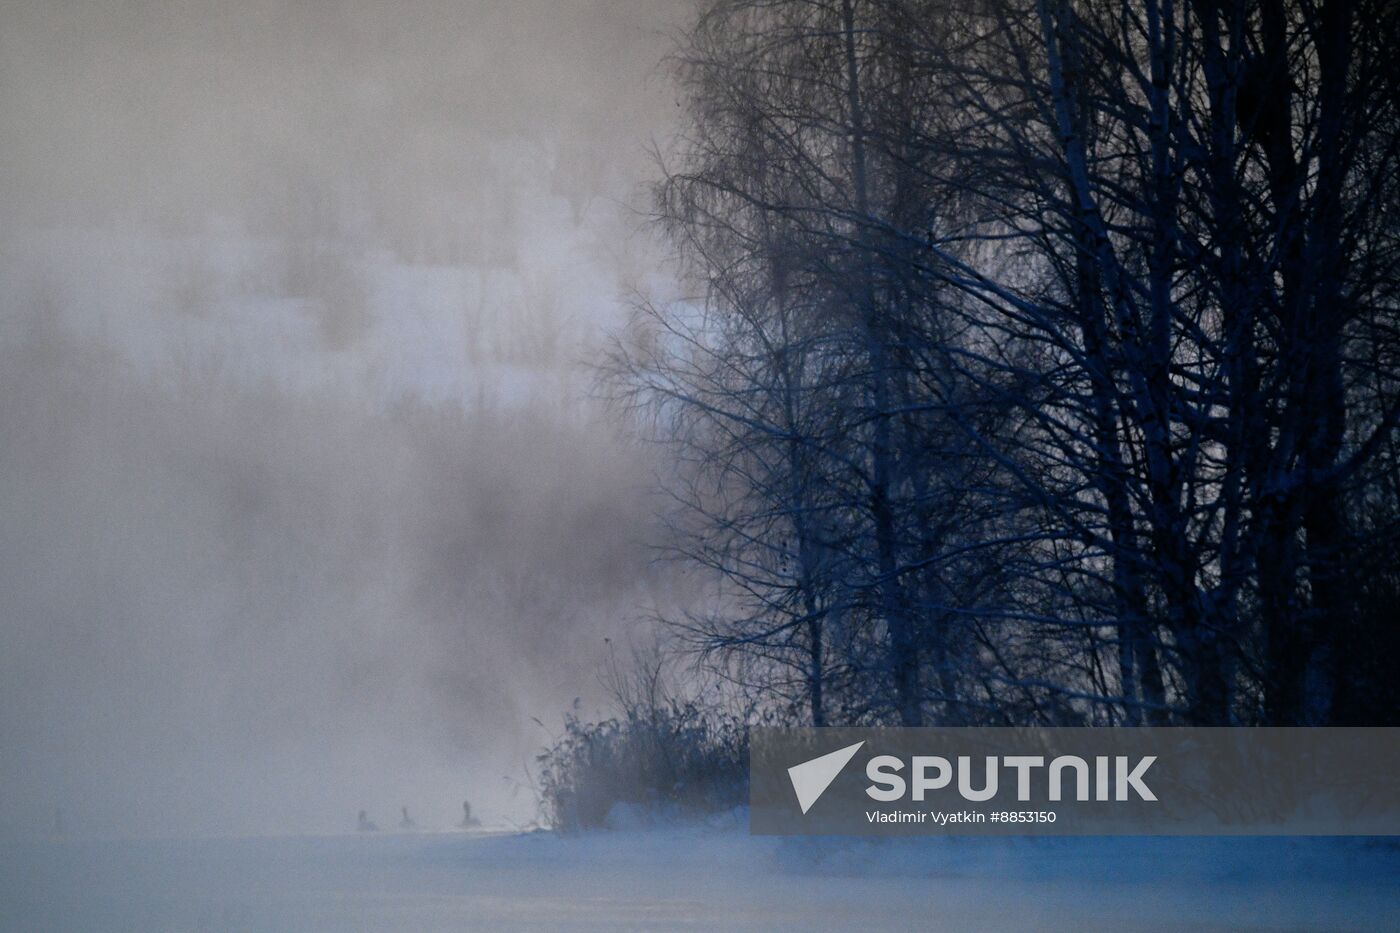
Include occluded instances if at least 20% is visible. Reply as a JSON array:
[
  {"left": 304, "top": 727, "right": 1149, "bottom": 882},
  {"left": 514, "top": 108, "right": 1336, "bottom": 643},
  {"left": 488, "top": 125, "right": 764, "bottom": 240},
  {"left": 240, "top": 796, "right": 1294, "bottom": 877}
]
[{"left": 749, "top": 727, "right": 1400, "bottom": 835}]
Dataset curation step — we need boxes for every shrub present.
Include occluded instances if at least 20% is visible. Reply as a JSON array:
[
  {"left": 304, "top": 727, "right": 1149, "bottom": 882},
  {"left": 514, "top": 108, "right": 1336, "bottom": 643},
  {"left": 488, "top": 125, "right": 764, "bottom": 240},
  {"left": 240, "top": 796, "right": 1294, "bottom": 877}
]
[{"left": 536, "top": 644, "right": 749, "bottom": 831}]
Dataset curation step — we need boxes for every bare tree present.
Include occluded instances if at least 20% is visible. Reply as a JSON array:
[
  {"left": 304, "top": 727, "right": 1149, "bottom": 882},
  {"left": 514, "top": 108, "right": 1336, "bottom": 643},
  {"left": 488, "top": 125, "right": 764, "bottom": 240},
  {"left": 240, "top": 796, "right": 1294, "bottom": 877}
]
[{"left": 619, "top": 0, "right": 1400, "bottom": 729}]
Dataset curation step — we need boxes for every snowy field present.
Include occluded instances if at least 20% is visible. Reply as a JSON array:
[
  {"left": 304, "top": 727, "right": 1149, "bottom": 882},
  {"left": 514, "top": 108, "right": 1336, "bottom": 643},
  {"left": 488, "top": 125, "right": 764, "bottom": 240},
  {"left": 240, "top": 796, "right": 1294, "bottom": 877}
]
[{"left": 3, "top": 822, "right": 1398, "bottom": 931}]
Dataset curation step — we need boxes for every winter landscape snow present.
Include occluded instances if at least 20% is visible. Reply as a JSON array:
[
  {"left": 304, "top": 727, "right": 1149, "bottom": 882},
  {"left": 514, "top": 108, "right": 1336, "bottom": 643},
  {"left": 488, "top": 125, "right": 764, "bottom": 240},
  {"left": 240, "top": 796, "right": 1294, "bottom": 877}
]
[
  {"left": 5, "top": 825, "right": 1399, "bottom": 932},
  {"left": 6, "top": 0, "right": 1400, "bottom": 929}
]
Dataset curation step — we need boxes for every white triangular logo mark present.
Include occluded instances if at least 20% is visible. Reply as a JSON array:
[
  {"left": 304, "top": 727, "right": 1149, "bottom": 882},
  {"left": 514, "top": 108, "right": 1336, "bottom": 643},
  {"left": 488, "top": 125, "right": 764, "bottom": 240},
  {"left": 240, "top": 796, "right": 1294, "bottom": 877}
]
[{"left": 787, "top": 741, "right": 865, "bottom": 814}]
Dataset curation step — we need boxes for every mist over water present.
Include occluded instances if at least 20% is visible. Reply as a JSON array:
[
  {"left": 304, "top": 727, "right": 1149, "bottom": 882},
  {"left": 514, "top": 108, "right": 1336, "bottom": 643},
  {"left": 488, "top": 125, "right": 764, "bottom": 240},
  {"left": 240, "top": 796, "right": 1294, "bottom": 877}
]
[{"left": 0, "top": 0, "right": 687, "bottom": 838}]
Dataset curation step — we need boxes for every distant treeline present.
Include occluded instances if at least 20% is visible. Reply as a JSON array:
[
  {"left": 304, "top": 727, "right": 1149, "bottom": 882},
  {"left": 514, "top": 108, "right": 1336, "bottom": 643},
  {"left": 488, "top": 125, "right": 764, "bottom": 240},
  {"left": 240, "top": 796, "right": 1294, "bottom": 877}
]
[{"left": 613, "top": 0, "right": 1400, "bottom": 728}]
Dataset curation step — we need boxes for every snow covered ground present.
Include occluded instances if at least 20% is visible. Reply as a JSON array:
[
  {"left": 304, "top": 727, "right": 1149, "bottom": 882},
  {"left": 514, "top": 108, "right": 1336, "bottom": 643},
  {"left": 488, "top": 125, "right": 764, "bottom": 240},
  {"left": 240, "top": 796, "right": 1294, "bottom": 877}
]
[{"left": 3, "top": 821, "right": 1398, "bottom": 931}]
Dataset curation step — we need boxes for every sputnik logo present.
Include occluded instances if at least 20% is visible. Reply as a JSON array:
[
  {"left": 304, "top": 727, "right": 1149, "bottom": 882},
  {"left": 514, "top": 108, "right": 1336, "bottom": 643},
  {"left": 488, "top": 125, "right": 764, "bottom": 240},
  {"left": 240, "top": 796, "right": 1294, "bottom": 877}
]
[{"left": 788, "top": 741, "right": 865, "bottom": 814}]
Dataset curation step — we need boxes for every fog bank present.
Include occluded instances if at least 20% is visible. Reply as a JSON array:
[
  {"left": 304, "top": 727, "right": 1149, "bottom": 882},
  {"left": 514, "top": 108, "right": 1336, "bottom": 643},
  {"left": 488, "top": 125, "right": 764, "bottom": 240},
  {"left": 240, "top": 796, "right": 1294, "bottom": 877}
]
[{"left": 0, "top": 0, "right": 687, "bottom": 836}]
